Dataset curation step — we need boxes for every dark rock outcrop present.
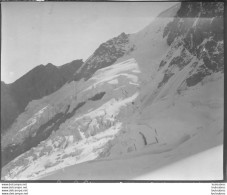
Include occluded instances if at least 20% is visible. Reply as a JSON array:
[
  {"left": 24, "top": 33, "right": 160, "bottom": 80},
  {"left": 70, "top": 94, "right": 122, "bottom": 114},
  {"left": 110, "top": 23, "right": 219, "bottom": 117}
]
[
  {"left": 74, "top": 32, "right": 131, "bottom": 81},
  {"left": 1, "top": 82, "right": 19, "bottom": 132}
]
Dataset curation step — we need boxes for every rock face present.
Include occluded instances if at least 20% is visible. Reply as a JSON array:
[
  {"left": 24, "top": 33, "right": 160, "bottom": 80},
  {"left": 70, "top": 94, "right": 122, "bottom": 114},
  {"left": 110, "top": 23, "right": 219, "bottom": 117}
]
[
  {"left": 74, "top": 32, "right": 133, "bottom": 81},
  {"left": 1, "top": 60, "right": 83, "bottom": 134},
  {"left": 1, "top": 2, "right": 223, "bottom": 180},
  {"left": 161, "top": 2, "right": 223, "bottom": 88}
]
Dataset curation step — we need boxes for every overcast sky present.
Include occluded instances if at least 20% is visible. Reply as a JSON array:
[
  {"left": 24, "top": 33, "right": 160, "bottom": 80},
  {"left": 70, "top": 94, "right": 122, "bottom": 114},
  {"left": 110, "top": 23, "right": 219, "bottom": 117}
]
[{"left": 1, "top": 2, "right": 177, "bottom": 84}]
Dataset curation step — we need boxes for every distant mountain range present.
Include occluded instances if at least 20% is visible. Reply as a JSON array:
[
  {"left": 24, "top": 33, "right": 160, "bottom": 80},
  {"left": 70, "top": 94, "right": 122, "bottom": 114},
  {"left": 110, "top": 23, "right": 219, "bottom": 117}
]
[{"left": 1, "top": 60, "right": 83, "bottom": 133}]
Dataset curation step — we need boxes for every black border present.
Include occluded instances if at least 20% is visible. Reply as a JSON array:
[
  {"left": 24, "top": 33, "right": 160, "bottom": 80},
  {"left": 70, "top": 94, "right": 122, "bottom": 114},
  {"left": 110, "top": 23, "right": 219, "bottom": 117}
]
[{"left": 0, "top": 0, "right": 226, "bottom": 183}]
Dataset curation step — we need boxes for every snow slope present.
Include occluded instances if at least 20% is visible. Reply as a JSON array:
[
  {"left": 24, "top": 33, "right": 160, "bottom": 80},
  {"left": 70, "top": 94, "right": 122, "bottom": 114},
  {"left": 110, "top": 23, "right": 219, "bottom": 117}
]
[{"left": 40, "top": 143, "right": 223, "bottom": 180}]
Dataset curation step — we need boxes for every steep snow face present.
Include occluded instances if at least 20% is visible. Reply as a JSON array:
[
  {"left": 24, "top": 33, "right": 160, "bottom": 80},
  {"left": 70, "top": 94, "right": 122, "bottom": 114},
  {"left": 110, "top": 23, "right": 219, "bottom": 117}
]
[
  {"left": 113, "top": 3, "right": 181, "bottom": 79},
  {"left": 2, "top": 2, "right": 223, "bottom": 180}
]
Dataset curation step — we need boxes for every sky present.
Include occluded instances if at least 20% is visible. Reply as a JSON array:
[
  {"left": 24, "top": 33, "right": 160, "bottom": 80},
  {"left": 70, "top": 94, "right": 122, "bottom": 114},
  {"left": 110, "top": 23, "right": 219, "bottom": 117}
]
[{"left": 1, "top": 2, "right": 177, "bottom": 84}]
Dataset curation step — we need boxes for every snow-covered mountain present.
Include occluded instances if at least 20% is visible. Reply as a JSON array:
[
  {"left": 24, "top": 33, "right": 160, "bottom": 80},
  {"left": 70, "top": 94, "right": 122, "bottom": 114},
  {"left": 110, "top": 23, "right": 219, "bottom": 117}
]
[{"left": 1, "top": 2, "right": 223, "bottom": 180}]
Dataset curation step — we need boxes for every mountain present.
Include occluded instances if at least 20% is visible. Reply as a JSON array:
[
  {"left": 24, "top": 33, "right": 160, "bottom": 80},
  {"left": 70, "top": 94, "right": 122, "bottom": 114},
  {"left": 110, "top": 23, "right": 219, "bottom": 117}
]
[
  {"left": 1, "top": 82, "right": 19, "bottom": 133},
  {"left": 1, "top": 2, "right": 223, "bottom": 180},
  {"left": 1, "top": 60, "right": 83, "bottom": 134},
  {"left": 73, "top": 32, "right": 133, "bottom": 81}
]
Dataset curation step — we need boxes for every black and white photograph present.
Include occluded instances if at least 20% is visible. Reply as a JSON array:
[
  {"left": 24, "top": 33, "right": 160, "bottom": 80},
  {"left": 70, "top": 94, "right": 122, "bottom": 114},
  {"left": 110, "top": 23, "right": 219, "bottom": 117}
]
[{"left": 1, "top": 1, "right": 224, "bottom": 181}]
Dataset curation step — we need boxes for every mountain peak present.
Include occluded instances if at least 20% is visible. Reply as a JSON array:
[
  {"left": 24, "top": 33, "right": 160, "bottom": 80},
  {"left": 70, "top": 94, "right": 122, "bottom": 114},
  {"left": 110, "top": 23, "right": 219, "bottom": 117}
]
[
  {"left": 45, "top": 63, "right": 55, "bottom": 67},
  {"left": 73, "top": 32, "right": 131, "bottom": 81}
]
